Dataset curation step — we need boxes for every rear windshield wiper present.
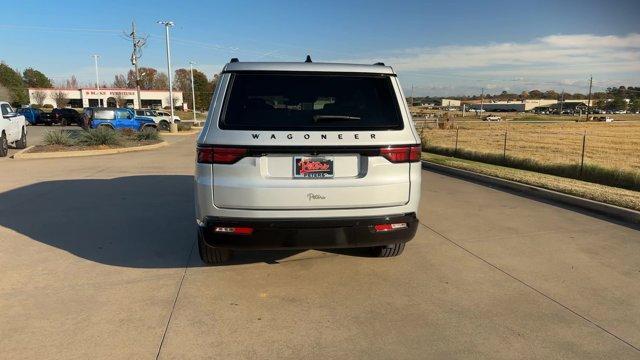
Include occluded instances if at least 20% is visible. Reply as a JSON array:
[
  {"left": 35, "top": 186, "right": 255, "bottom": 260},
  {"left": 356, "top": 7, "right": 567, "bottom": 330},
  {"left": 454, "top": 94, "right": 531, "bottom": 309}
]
[{"left": 313, "top": 115, "right": 361, "bottom": 122}]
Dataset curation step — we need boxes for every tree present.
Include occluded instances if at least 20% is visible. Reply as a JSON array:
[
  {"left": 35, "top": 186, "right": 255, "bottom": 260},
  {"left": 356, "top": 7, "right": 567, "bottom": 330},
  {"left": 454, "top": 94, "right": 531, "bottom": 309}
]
[
  {"left": 543, "top": 90, "right": 559, "bottom": 99},
  {"left": 112, "top": 74, "right": 128, "bottom": 88},
  {"left": 0, "top": 62, "right": 28, "bottom": 105},
  {"left": 114, "top": 93, "right": 126, "bottom": 107},
  {"left": 127, "top": 67, "right": 158, "bottom": 90},
  {"left": 52, "top": 90, "right": 69, "bottom": 108},
  {"left": 32, "top": 90, "right": 47, "bottom": 106},
  {"left": 629, "top": 98, "right": 640, "bottom": 113},
  {"left": 607, "top": 95, "right": 627, "bottom": 111},
  {"left": 22, "top": 68, "right": 53, "bottom": 88},
  {"left": 528, "top": 90, "right": 543, "bottom": 99},
  {"left": 64, "top": 75, "right": 78, "bottom": 89},
  {"left": 174, "top": 68, "right": 214, "bottom": 110},
  {"left": 153, "top": 72, "right": 168, "bottom": 90}
]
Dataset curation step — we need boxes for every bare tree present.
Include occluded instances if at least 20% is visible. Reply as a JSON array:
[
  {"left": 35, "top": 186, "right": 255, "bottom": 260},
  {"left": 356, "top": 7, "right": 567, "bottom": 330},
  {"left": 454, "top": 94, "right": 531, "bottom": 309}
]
[
  {"left": 112, "top": 74, "right": 128, "bottom": 88},
  {"left": 32, "top": 90, "right": 47, "bottom": 106},
  {"left": 64, "top": 75, "right": 78, "bottom": 89},
  {"left": 53, "top": 90, "right": 69, "bottom": 108}
]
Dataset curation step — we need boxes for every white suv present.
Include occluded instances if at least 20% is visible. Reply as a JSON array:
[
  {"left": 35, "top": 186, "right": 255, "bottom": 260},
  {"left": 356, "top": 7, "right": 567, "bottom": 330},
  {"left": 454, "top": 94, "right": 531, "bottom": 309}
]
[
  {"left": 1, "top": 102, "right": 27, "bottom": 157},
  {"left": 195, "top": 60, "right": 421, "bottom": 264}
]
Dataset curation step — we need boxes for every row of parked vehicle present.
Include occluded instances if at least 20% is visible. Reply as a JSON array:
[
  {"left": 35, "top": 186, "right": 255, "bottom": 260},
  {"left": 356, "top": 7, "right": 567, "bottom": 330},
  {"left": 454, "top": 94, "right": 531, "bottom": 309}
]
[{"left": 17, "top": 107, "right": 181, "bottom": 131}]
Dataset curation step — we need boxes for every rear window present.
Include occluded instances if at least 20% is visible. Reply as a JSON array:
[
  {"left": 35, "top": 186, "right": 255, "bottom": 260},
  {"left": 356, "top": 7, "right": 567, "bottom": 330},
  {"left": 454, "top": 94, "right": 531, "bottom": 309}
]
[{"left": 220, "top": 73, "right": 403, "bottom": 131}]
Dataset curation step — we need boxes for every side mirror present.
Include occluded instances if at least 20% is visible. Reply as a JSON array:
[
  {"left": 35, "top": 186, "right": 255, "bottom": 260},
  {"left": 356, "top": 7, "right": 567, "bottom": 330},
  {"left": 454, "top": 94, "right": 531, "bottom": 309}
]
[
  {"left": 3, "top": 112, "right": 16, "bottom": 119},
  {"left": 128, "top": 114, "right": 133, "bottom": 119}
]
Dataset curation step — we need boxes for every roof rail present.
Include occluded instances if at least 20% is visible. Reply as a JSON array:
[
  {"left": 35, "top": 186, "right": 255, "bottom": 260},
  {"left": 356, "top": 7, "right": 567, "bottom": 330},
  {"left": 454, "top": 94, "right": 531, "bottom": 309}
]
[
  {"left": 374, "top": 62, "right": 385, "bottom": 66},
  {"left": 305, "top": 55, "right": 312, "bottom": 63},
  {"left": 230, "top": 58, "right": 239, "bottom": 63}
]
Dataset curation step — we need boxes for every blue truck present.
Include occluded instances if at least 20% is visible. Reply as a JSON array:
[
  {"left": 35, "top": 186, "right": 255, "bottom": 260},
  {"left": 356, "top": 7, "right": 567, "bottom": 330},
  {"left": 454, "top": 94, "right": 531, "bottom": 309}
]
[
  {"left": 83, "top": 107, "right": 157, "bottom": 131},
  {"left": 16, "top": 107, "right": 44, "bottom": 125}
]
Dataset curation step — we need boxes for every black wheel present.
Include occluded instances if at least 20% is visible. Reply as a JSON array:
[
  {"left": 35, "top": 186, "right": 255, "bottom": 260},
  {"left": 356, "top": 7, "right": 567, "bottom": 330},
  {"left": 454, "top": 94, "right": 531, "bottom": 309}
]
[
  {"left": 159, "top": 121, "right": 170, "bottom": 131},
  {"left": 371, "top": 243, "right": 406, "bottom": 257},
  {"left": 0, "top": 132, "right": 7, "bottom": 157},
  {"left": 15, "top": 128, "right": 27, "bottom": 149},
  {"left": 45, "top": 122, "right": 52, "bottom": 126},
  {"left": 198, "top": 230, "right": 232, "bottom": 265}
]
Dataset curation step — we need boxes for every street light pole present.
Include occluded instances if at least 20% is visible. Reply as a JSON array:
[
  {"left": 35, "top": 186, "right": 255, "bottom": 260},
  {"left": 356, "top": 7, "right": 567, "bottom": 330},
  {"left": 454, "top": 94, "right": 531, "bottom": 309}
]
[
  {"left": 189, "top": 61, "right": 197, "bottom": 124},
  {"left": 92, "top": 54, "right": 100, "bottom": 90},
  {"left": 158, "top": 21, "right": 176, "bottom": 132}
]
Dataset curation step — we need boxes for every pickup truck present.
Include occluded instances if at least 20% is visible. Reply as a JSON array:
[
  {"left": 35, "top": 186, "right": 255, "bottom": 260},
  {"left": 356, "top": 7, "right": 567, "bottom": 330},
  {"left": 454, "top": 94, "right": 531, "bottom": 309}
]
[
  {"left": 84, "top": 107, "right": 157, "bottom": 131},
  {"left": 1, "top": 101, "right": 28, "bottom": 157}
]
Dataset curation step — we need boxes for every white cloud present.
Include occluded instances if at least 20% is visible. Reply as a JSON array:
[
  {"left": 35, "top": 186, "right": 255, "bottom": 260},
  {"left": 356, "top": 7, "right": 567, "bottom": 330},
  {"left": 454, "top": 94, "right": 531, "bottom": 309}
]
[{"left": 338, "top": 33, "right": 640, "bottom": 95}]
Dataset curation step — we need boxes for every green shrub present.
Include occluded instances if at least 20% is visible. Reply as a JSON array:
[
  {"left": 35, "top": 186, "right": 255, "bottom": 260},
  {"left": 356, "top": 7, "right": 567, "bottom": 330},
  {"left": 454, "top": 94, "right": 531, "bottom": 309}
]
[
  {"left": 77, "top": 128, "right": 122, "bottom": 146},
  {"left": 43, "top": 130, "right": 73, "bottom": 146},
  {"left": 135, "top": 128, "right": 160, "bottom": 141},
  {"left": 42, "top": 104, "right": 54, "bottom": 109}
]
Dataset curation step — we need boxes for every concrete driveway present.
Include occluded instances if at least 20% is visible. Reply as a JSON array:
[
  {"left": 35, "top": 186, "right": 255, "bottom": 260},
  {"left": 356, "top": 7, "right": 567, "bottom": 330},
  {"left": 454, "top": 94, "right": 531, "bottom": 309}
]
[{"left": 0, "top": 134, "right": 638, "bottom": 359}]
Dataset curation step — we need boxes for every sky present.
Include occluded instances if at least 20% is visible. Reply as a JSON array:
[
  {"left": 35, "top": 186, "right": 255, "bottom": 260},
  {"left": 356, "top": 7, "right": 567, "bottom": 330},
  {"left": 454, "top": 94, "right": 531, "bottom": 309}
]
[{"left": 1, "top": 0, "right": 638, "bottom": 96}]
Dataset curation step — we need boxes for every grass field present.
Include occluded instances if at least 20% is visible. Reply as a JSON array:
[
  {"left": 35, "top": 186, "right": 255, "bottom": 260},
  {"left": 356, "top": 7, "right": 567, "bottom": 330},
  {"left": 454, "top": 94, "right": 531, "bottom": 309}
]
[{"left": 416, "top": 116, "right": 640, "bottom": 191}]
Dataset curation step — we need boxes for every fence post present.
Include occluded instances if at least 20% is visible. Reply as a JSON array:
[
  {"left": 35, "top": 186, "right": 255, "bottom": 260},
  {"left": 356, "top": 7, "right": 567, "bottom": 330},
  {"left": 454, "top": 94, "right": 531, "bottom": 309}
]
[
  {"left": 502, "top": 128, "right": 508, "bottom": 161},
  {"left": 580, "top": 130, "right": 586, "bottom": 177},
  {"left": 454, "top": 126, "right": 459, "bottom": 156}
]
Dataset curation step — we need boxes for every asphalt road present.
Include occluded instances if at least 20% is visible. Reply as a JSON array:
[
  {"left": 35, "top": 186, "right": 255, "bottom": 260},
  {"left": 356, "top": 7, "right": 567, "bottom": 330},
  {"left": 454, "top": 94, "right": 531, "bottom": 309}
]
[{"left": 0, "top": 134, "right": 639, "bottom": 359}]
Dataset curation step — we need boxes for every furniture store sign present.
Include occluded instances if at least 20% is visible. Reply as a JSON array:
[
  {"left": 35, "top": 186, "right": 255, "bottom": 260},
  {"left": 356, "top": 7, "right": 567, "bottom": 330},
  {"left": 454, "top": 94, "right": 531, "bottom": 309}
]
[{"left": 83, "top": 90, "right": 136, "bottom": 97}]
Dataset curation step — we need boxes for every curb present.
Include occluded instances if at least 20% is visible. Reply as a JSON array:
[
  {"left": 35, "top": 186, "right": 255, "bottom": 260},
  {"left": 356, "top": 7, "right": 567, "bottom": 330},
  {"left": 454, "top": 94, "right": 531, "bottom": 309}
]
[
  {"left": 14, "top": 141, "right": 168, "bottom": 160},
  {"left": 160, "top": 129, "right": 201, "bottom": 136},
  {"left": 422, "top": 160, "right": 640, "bottom": 225}
]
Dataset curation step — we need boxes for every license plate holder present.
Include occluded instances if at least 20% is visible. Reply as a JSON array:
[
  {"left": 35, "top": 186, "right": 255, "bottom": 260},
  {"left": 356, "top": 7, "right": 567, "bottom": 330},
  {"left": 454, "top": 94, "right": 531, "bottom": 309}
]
[{"left": 293, "top": 156, "right": 334, "bottom": 178}]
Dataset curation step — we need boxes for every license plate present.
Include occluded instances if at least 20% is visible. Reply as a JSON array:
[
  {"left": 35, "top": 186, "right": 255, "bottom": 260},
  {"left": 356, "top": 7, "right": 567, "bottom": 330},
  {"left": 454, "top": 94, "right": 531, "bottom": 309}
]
[{"left": 293, "top": 156, "right": 334, "bottom": 178}]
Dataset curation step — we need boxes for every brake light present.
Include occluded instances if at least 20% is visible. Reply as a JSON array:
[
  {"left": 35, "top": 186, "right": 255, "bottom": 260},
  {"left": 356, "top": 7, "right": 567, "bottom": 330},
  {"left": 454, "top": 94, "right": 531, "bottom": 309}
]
[
  {"left": 214, "top": 226, "right": 254, "bottom": 235},
  {"left": 374, "top": 223, "right": 408, "bottom": 232},
  {"left": 197, "top": 147, "right": 247, "bottom": 164},
  {"left": 380, "top": 145, "right": 421, "bottom": 163}
]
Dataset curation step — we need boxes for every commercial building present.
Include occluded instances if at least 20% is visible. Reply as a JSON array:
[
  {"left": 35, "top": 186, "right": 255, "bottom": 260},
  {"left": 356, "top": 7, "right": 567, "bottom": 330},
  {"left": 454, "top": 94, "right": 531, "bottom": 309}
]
[
  {"left": 28, "top": 88, "right": 185, "bottom": 109},
  {"left": 440, "top": 99, "right": 461, "bottom": 108}
]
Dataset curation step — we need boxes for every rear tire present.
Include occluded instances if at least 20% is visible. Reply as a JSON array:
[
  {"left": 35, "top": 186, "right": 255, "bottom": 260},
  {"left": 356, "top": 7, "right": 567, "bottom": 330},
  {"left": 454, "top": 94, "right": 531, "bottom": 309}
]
[
  {"left": 159, "top": 120, "right": 170, "bottom": 131},
  {"left": 198, "top": 230, "right": 232, "bottom": 265},
  {"left": 15, "top": 128, "right": 27, "bottom": 149},
  {"left": 0, "top": 132, "right": 8, "bottom": 157},
  {"left": 371, "top": 243, "right": 405, "bottom": 257}
]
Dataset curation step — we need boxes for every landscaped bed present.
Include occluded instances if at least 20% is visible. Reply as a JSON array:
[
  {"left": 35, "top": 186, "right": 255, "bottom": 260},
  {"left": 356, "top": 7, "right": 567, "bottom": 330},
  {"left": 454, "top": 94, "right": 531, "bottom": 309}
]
[{"left": 25, "top": 128, "right": 163, "bottom": 154}]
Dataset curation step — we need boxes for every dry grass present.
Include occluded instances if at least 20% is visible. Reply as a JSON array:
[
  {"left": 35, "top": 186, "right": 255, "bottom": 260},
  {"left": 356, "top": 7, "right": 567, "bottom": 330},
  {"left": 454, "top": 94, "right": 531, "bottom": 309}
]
[
  {"left": 423, "top": 153, "right": 640, "bottom": 211},
  {"left": 416, "top": 118, "right": 640, "bottom": 190}
]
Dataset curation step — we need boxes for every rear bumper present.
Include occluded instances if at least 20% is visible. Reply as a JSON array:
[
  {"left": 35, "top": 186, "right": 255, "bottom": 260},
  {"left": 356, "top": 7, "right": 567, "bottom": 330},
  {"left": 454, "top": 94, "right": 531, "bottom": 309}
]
[{"left": 199, "top": 213, "right": 418, "bottom": 250}]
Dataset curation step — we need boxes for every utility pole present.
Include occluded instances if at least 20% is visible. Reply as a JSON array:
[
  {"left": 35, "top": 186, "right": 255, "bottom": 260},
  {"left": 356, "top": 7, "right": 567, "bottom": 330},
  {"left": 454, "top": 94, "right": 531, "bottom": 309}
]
[
  {"left": 189, "top": 61, "right": 197, "bottom": 124},
  {"left": 158, "top": 21, "right": 176, "bottom": 132},
  {"left": 479, "top": 87, "right": 484, "bottom": 117},
  {"left": 410, "top": 84, "right": 414, "bottom": 106},
  {"left": 559, "top": 90, "right": 564, "bottom": 115},
  {"left": 586, "top": 75, "right": 593, "bottom": 119},
  {"left": 92, "top": 55, "right": 100, "bottom": 90},
  {"left": 127, "top": 21, "right": 147, "bottom": 109}
]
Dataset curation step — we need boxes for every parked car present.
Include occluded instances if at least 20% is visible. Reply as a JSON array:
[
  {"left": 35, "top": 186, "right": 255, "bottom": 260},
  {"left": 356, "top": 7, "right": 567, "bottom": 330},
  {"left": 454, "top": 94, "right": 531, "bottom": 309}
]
[
  {"left": 16, "top": 107, "right": 43, "bottom": 125},
  {"left": 85, "top": 107, "right": 157, "bottom": 131},
  {"left": 134, "top": 109, "right": 172, "bottom": 131},
  {"left": 52, "top": 108, "right": 84, "bottom": 126},
  {"left": 592, "top": 116, "right": 614, "bottom": 123},
  {"left": 483, "top": 115, "right": 502, "bottom": 121},
  {"left": 0, "top": 101, "right": 27, "bottom": 157},
  {"left": 194, "top": 59, "right": 421, "bottom": 264},
  {"left": 154, "top": 110, "right": 181, "bottom": 123}
]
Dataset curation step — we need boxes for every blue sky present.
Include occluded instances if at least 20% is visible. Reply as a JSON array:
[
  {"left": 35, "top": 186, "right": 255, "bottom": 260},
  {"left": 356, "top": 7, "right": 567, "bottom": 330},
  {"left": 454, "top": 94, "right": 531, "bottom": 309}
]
[{"left": 1, "top": 0, "right": 638, "bottom": 96}]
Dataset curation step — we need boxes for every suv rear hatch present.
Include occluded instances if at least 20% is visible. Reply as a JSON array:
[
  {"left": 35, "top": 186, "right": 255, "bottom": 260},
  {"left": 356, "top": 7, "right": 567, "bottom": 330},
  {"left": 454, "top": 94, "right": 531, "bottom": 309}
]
[{"left": 202, "top": 72, "right": 418, "bottom": 210}]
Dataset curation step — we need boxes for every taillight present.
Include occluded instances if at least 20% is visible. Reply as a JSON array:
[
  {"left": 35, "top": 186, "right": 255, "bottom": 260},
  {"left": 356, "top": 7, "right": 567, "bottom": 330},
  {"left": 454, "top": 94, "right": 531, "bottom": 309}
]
[
  {"left": 380, "top": 145, "right": 421, "bottom": 163},
  {"left": 373, "top": 223, "right": 408, "bottom": 232},
  {"left": 197, "top": 147, "right": 247, "bottom": 164},
  {"left": 214, "top": 226, "right": 253, "bottom": 235}
]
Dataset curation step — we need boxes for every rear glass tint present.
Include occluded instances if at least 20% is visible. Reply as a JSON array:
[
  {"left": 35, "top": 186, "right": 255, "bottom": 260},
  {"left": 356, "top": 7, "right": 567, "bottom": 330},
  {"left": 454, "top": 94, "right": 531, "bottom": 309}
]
[{"left": 220, "top": 73, "right": 403, "bottom": 131}]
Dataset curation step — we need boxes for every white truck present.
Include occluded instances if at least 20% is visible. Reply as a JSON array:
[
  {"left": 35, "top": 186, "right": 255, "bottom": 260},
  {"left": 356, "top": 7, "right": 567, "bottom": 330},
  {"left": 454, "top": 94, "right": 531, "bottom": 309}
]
[{"left": 0, "top": 102, "right": 27, "bottom": 157}]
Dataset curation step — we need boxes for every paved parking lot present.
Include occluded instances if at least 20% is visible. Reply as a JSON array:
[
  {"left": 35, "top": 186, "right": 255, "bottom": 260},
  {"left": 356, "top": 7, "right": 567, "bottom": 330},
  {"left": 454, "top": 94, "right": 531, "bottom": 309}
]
[{"left": 0, "top": 134, "right": 639, "bottom": 359}]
